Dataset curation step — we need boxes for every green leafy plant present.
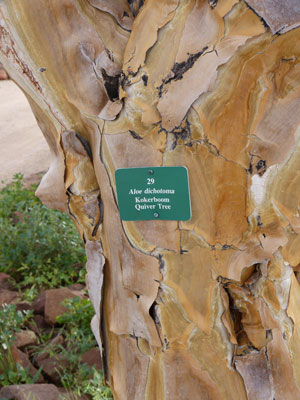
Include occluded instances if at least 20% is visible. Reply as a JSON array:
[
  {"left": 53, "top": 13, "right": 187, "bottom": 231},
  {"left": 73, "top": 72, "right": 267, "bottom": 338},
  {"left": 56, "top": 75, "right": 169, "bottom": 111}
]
[
  {"left": 0, "top": 304, "right": 33, "bottom": 350},
  {"left": 56, "top": 296, "right": 97, "bottom": 375},
  {"left": 0, "top": 176, "right": 112, "bottom": 396},
  {"left": 81, "top": 369, "right": 113, "bottom": 400},
  {"left": 0, "top": 174, "right": 86, "bottom": 289},
  {"left": 0, "top": 304, "right": 41, "bottom": 386},
  {"left": 55, "top": 297, "right": 113, "bottom": 398}
]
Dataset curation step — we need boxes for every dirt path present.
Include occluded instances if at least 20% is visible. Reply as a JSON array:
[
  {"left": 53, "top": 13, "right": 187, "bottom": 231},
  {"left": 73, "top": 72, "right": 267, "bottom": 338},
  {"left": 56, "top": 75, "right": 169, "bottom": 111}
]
[{"left": 0, "top": 80, "right": 51, "bottom": 187}]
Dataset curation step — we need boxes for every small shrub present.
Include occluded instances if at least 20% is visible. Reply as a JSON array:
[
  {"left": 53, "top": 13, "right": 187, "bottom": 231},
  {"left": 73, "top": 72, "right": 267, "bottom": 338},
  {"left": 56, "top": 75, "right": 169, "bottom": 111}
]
[
  {"left": 0, "top": 303, "right": 33, "bottom": 350},
  {"left": 81, "top": 369, "right": 113, "bottom": 400},
  {"left": 0, "top": 304, "right": 40, "bottom": 386},
  {"left": 56, "top": 296, "right": 97, "bottom": 373},
  {"left": 0, "top": 174, "right": 86, "bottom": 288},
  {"left": 56, "top": 297, "right": 113, "bottom": 398}
]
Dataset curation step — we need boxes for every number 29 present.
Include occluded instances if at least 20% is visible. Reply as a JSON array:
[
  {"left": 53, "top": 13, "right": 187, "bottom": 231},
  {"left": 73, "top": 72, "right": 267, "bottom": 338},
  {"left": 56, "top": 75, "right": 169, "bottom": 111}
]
[{"left": 147, "top": 178, "right": 155, "bottom": 185}]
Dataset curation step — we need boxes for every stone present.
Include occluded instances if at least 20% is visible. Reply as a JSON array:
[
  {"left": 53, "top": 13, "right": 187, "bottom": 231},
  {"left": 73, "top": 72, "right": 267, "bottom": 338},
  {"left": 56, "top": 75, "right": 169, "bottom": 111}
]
[
  {"left": 44, "top": 288, "right": 82, "bottom": 325},
  {"left": 32, "top": 291, "right": 46, "bottom": 314},
  {"left": 0, "top": 384, "right": 61, "bottom": 400},
  {"left": 16, "top": 301, "right": 34, "bottom": 312},
  {"left": 35, "top": 334, "right": 65, "bottom": 363},
  {"left": 36, "top": 355, "right": 68, "bottom": 385},
  {"left": 80, "top": 347, "right": 103, "bottom": 370},
  {"left": 29, "top": 314, "right": 52, "bottom": 335},
  {"left": 10, "top": 346, "right": 44, "bottom": 382},
  {"left": 67, "top": 283, "right": 85, "bottom": 291},
  {"left": 0, "top": 272, "right": 14, "bottom": 290},
  {"left": 0, "top": 289, "right": 20, "bottom": 306},
  {"left": 14, "top": 330, "right": 37, "bottom": 348}
]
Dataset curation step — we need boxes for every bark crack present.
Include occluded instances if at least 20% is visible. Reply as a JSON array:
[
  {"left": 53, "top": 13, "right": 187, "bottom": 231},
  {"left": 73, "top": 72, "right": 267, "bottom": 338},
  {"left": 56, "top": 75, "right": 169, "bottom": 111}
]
[{"left": 157, "top": 46, "right": 209, "bottom": 97}]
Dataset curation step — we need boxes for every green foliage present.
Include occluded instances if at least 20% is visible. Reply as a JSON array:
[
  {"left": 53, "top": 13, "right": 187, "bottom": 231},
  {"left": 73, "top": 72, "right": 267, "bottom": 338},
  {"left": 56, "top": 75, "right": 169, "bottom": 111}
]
[
  {"left": 0, "top": 362, "right": 42, "bottom": 387},
  {"left": 56, "top": 297, "right": 113, "bottom": 399},
  {"left": 81, "top": 370, "right": 113, "bottom": 400},
  {"left": 0, "top": 174, "right": 86, "bottom": 288},
  {"left": 0, "top": 176, "right": 112, "bottom": 397},
  {"left": 57, "top": 296, "right": 95, "bottom": 341},
  {"left": 0, "top": 304, "right": 33, "bottom": 350},
  {"left": 0, "top": 304, "right": 41, "bottom": 386}
]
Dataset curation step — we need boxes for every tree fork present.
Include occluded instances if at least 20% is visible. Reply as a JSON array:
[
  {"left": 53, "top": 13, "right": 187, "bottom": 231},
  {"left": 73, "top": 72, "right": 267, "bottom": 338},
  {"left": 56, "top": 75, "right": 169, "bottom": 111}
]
[{"left": 1, "top": 1, "right": 300, "bottom": 399}]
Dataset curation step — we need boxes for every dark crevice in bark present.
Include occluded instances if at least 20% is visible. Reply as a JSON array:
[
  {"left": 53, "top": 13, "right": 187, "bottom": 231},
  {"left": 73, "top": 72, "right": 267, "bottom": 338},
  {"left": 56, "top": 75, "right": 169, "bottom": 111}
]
[
  {"left": 208, "top": 0, "right": 218, "bottom": 9},
  {"left": 256, "top": 159, "right": 267, "bottom": 176},
  {"left": 168, "top": 118, "right": 191, "bottom": 150},
  {"left": 167, "top": 48, "right": 208, "bottom": 83},
  {"left": 163, "top": 335, "right": 170, "bottom": 350},
  {"left": 142, "top": 74, "right": 148, "bottom": 86},
  {"left": 157, "top": 47, "right": 208, "bottom": 97},
  {"left": 75, "top": 132, "right": 93, "bottom": 162},
  {"left": 158, "top": 254, "right": 166, "bottom": 276},
  {"left": 129, "top": 129, "right": 143, "bottom": 140},
  {"left": 149, "top": 301, "right": 160, "bottom": 325},
  {"left": 180, "top": 249, "right": 189, "bottom": 254},
  {"left": 101, "top": 262, "right": 111, "bottom": 385},
  {"left": 218, "top": 264, "right": 272, "bottom": 357},
  {"left": 105, "top": 48, "right": 114, "bottom": 63},
  {"left": 101, "top": 68, "right": 121, "bottom": 101},
  {"left": 128, "top": 0, "right": 144, "bottom": 17},
  {"left": 66, "top": 191, "right": 80, "bottom": 224},
  {"left": 256, "top": 214, "right": 263, "bottom": 227},
  {"left": 222, "top": 244, "right": 231, "bottom": 250},
  {"left": 92, "top": 194, "right": 104, "bottom": 236}
]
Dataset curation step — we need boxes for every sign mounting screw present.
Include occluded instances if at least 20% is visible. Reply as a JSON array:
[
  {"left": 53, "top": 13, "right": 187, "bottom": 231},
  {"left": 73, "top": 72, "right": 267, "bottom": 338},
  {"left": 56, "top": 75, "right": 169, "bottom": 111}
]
[
  {"left": 148, "top": 169, "right": 154, "bottom": 175},
  {"left": 154, "top": 213, "right": 159, "bottom": 218}
]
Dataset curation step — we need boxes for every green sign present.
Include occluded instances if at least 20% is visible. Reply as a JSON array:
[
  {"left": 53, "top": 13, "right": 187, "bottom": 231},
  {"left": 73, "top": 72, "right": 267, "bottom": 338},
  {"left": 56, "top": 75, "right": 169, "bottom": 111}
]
[{"left": 115, "top": 166, "right": 191, "bottom": 221}]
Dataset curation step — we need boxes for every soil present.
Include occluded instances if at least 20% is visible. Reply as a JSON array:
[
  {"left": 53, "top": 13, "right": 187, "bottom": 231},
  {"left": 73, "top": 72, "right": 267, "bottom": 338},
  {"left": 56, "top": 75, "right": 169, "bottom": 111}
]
[{"left": 0, "top": 80, "right": 51, "bottom": 187}]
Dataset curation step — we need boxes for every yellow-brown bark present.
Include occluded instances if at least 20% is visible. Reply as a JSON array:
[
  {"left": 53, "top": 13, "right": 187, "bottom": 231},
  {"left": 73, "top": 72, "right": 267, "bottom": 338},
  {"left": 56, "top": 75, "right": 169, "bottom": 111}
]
[{"left": 1, "top": 1, "right": 300, "bottom": 399}]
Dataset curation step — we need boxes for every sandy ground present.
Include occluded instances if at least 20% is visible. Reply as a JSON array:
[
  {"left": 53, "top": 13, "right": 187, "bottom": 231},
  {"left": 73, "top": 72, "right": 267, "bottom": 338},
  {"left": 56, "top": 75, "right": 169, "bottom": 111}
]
[{"left": 0, "top": 80, "right": 51, "bottom": 187}]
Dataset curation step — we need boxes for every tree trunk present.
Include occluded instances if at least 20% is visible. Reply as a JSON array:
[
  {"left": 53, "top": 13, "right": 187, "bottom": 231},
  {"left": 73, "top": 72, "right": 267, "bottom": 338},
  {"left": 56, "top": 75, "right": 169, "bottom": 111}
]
[{"left": 1, "top": 1, "right": 300, "bottom": 399}]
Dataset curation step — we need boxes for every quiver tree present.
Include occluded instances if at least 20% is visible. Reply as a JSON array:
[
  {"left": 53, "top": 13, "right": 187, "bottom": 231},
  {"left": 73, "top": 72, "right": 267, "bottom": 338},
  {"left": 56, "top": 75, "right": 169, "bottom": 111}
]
[{"left": 1, "top": 0, "right": 300, "bottom": 399}]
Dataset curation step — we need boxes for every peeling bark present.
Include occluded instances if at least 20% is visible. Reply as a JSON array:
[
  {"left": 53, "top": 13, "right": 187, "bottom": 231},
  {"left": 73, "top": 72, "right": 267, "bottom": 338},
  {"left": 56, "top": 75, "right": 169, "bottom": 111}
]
[{"left": 2, "top": 0, "right": 300, "bottom": 399}]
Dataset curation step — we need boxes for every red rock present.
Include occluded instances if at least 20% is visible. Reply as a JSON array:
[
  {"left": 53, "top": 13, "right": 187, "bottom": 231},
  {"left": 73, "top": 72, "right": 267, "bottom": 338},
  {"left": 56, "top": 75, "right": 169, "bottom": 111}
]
[
  {"left": 11, "top": 211, "right": 25, "bottom": 224},
  {"left": 0, "top": 289, "right": 20, "bottom": 306},
  {"left": 44, "top": 288, "right": 82, "bottom": 325},
  {"left": 35, "top": 334, "right": 65, "bottom": 363},
  {"left": 32, "top": 291, "right": 46, "bottom": 314},
  {"left": 0, "top": 272, "right": 14, "bottom": 290},
  {"left": 14, "top": 330, "right": 37, "bottom": 348},
  {"left": 67, "top": 283, "right": 85, "bottom": 291},
  {"left": 80, "top": 347, "right": 103, "bottom": 370},
  {"left": 29, "top": 314, "right": 51, "bottom": 335},
  {"left": 10, "top": 346, "right": 44, "bottom": 382},
  {"left": 16, "top": 301, "right": 34, "bottom": 312},
  {"left": 36, "top": 355, "right": 69, "bottom": 385},
  {"left": 0, "top": 384, "right": 61, "bottom": 400}
]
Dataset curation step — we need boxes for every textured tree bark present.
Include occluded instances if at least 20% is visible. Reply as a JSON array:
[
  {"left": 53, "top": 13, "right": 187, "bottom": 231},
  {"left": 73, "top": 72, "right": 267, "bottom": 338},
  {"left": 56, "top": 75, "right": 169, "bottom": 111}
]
[{"left": 1, "top": 1, "right": 300, "bottom": 399}]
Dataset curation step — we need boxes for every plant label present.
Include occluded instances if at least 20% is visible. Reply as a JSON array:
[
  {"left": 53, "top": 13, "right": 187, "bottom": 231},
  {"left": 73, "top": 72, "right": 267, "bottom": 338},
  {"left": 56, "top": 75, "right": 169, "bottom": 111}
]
[{"left": 115, "top": 166, "right": 191, "bottom": 221}]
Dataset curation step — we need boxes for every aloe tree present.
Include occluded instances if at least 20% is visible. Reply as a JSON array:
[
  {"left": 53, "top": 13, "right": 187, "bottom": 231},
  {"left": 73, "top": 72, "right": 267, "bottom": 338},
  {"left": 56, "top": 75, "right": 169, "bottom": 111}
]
[{"left": 1, "top": 1, "right": 300, "bottom": 398}]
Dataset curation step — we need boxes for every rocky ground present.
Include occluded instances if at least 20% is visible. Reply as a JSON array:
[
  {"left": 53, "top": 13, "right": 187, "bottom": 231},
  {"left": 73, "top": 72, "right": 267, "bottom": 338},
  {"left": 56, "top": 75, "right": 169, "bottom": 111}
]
[{"left": 0, "top": 272, "right": 102, "bottom": 400}]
